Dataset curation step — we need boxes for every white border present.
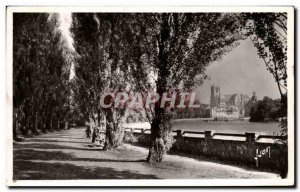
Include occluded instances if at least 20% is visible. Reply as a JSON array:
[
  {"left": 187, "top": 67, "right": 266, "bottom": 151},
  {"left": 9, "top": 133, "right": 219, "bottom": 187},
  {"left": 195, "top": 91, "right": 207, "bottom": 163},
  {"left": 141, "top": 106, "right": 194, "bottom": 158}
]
[{"left": 6, "top": 6, "right": 295, "bottom": 187}]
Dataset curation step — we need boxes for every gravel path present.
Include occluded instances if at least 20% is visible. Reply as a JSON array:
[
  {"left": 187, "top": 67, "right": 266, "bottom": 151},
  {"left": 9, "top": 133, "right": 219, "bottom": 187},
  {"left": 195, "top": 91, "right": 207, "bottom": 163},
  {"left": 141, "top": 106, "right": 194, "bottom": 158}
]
[{"left": 13, "top": 127, "right": 280, "bottom": 179}]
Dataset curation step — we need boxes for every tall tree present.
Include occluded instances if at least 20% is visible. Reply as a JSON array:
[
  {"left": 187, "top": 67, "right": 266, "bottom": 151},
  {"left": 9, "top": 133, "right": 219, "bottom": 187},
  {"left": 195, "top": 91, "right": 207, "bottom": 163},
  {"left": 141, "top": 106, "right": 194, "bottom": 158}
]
[
  {"left": 242, "top": 13, "right": 288, "bottom": 178},
  {"left": 121, "top": 13, "right": 242, "bottom": 162},
  {"left": 71, "top": 13, "right": 130, "bottom": 149},
  {"left": 242, "top": 13, "right": 288, "bottom": 141},
  {"left": 243, "top": 13, "right": 287, "bottom": 100},
  {"left": 13, "top": 13, "right": 71, "bottom": 140}
]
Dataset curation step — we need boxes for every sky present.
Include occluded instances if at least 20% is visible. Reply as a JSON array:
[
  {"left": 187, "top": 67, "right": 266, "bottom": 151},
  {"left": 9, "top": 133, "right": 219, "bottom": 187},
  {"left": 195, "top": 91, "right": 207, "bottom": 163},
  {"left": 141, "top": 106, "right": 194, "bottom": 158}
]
[
  {"left": 58, "top": 13, "right": 281, "bottom": 103},
  {"left": 196, "top": 38, "right": 281, "bottom": 104},
  {"left": 58, "top": 13, "right": 75, "bottom": 79},
  {"left": 58, "top": 13, "right": 73, "bottom": 49}
]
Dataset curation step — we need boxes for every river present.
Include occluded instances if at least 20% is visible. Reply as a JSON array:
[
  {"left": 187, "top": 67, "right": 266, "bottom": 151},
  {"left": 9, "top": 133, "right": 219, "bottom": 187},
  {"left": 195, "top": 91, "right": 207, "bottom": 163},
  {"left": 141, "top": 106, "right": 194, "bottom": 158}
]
[
  {"left": 124, "top": 119, "right": 281, "bottom": 135},
  {"left": 172, "top": 119, "right": 281, "bottom": 135}
]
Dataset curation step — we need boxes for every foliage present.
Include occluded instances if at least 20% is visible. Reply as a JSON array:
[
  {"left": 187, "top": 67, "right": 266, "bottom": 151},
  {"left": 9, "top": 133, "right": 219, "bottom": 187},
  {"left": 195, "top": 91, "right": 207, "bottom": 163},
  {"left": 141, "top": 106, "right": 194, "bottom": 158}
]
[
  {"left": 119, "top": 13, "right": 243, "bottom": 162},
  {"left": 242, "top": 13, "right": 287, "bottom": 99},
  {"left": 71, "top": 13, "right": 132, "bottom": 149},
  {"left": 13, "top": 13, "right": 72, "bottom": 139},
  {"left": 242, "top": 13, "right": 288, "bottom": 140},
  {"left": 249, "top": 96, "right": 285, "bottom": 122}
]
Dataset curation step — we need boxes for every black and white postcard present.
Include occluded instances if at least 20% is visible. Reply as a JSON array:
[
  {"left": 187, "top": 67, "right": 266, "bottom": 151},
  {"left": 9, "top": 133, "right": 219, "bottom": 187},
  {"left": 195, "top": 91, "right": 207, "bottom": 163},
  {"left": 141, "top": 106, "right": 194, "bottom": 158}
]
[{"left": 6, "top": 6, "right": 295, "bottom": 187}]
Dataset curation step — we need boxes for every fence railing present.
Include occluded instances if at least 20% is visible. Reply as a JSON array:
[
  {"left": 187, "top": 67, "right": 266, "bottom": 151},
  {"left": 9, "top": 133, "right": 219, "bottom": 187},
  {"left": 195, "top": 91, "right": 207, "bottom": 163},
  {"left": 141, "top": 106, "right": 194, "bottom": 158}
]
[
  {"left": 122, "top": 126, "right": 287, "bottom": 172},
  {"left": 124, "top": 127, "right": 286, "bottom": 142}
]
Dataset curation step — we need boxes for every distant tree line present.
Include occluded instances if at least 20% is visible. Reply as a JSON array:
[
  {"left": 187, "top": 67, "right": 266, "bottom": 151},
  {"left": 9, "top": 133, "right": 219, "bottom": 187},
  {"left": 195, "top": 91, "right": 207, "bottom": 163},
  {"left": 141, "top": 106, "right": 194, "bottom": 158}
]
[
  {"left": 173, "top": 106, "right": 211, "bottom": 119},
  {"left": 249, "top": 95, "right": 287, "bottom": 122}
]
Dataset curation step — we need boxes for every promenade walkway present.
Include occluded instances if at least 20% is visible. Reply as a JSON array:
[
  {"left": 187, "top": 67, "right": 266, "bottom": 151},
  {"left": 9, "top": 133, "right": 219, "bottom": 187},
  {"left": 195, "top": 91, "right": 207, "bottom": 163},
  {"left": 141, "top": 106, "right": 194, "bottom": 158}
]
[{"left": 13, "top": 127, "right": 279, "bottom": 179}]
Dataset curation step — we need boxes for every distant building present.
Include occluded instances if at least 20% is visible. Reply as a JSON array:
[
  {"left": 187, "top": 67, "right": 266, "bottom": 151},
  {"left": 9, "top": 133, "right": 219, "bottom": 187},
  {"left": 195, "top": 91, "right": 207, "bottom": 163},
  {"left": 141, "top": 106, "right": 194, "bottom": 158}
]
[
  {"left": 173, "top": 104, "right": 211, "bottom": 119},
  {"left": 173, "top": 86, "right": 255, "bottom": 120},
  {"left": 244, "top": 92, "right": 258, "bottom": 117},
  {"left": 210, "top": 85, "right": 250, "bottom": 119},
  {"left": 211, "top": 106, "right": 240, "bottom": 119},
  {"left": 210, "top": 86, "right": 221, "bottom": 108}
]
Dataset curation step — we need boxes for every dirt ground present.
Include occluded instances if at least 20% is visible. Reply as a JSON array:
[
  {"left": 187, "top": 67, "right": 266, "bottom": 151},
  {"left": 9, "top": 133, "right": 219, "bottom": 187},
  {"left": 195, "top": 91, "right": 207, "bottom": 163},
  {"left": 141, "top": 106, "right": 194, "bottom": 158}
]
[{"left": 13, "top": 127, "right": 280, "bottom": 179}]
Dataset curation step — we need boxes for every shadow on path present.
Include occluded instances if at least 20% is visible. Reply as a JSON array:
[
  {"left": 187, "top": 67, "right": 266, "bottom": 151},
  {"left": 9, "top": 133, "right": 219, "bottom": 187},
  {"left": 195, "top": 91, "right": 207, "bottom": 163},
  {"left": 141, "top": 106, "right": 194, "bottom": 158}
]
[
  {"left": 26, "top": 139, "right": 91, "bottom": 144},
  {"left": 14, "top": 161, "right": 157, "bottom": 180},
  {"left": 14, "top": 149, "right": 146, "bottom": 163},
  {"left": 14, "top": 143, "right": 103, "bottom": 151},
  {"left": 13, "top": 129, "right": 155, "bottom": 180}
]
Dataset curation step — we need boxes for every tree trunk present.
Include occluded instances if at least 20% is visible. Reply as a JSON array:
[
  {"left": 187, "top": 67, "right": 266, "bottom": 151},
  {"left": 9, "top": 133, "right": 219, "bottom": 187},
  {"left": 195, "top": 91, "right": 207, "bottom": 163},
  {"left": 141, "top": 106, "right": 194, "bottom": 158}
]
[
  {"left": 65, "top": 119, "right": 68, "bottom": 130},
  {"left": 20, "top": 121, "right": 28, "bottom": 136},
  {"left": 13, "top": 112, "right": 21, "bottom": 141},
  {"left": 45, "top": 115, "right": 51, "bottom": 132},
  {"left": 91, "top": 126, "right": 96, "bottom": 143},
  {"left": 103, "top": 108, "right": 124, "bottom": 150},
  {"left": 32, "top": 112, "right": 39, "bottom": 135},
  {"left": 147, "top": 64, "right": 173, "bottom": 162},
  {"left": 41, "top": 113, "right": 44, "bottom": 131},
  {"left": 97, "top": 108, "right": 101, "bottom": 128},
  {"left": 147, "top": 107, "right": 173, "bottom": 162},
  {"left": 104, "top": 122, "right": 116, "bottom": 150},
  {"left": 274, "top": 65, "right": 284, "bottom": 100},
  {"left": 57, "top": 120, "right": 60, "bottom": 130},
  {"left": 147, "top": 15, "right": 173, "bottom": 162},
  {"left": 27, "top": 117, "right": 32, "bottom": 136},
  {"left": 13, "top": 117, "right": 18, "bottom": 141},
  {"left": 41, "top": 121, "right": 46, "bottom": 133},
  {"left": 41, "top": 114, "right": 47, "bottom": 133},
  {"left": 50, "top": 116, "right": 53, "bottom": 131}
]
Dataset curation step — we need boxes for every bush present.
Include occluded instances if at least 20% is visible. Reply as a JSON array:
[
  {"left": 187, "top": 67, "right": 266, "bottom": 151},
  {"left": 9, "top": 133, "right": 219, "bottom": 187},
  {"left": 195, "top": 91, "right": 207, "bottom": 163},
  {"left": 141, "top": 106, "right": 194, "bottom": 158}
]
[{"left": 123, "top": 131, "right": 137, "bottom": 143}]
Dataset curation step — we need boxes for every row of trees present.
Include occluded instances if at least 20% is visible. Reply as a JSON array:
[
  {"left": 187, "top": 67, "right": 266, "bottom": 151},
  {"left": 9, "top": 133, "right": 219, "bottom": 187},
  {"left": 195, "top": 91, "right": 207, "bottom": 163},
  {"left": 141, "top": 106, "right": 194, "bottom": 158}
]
[
  {"left": 13, "top": 12, "right": 288, "bottom": 163},
  {"left": 13, "top": 13, "right": 72, "bottom": 140},
  {"left": 70, "top": 13, "right": 242, "bottom": 162}
]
